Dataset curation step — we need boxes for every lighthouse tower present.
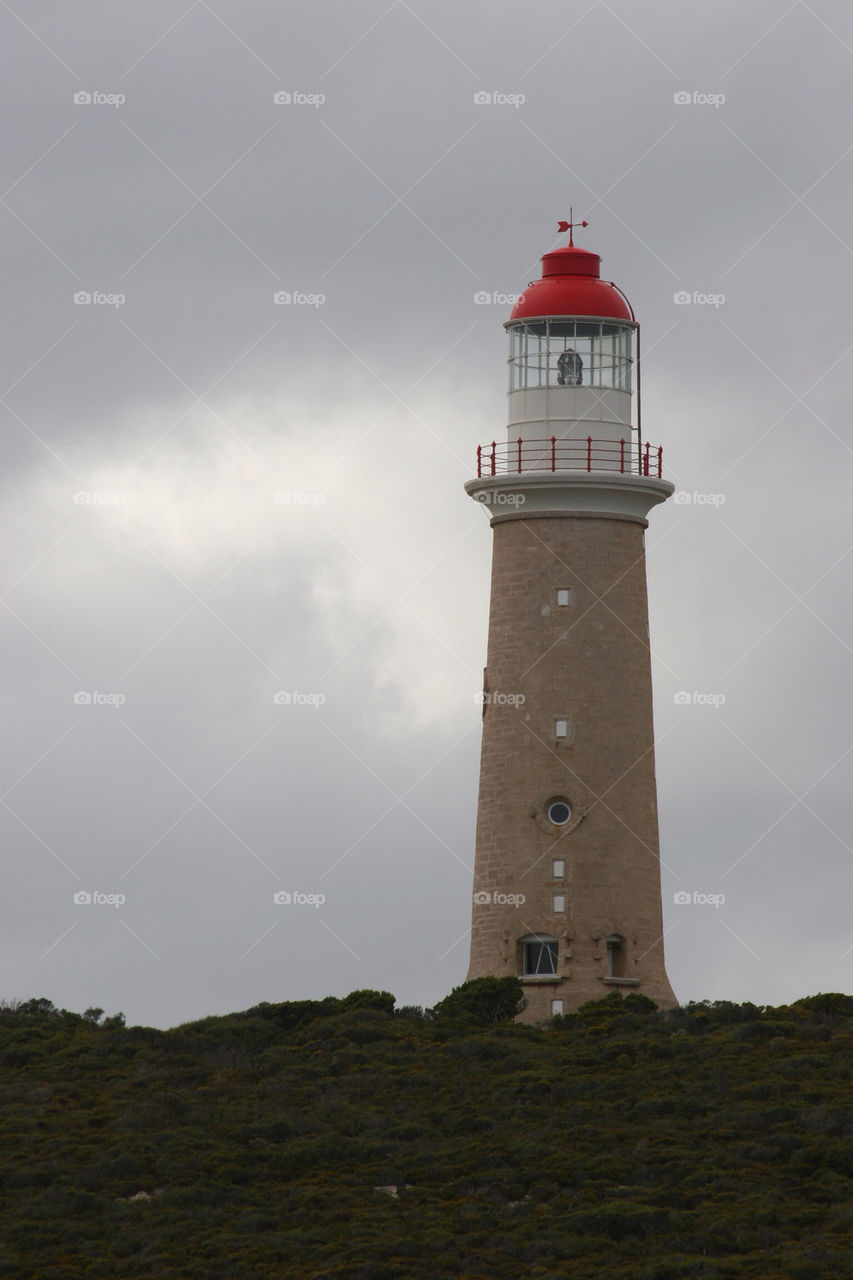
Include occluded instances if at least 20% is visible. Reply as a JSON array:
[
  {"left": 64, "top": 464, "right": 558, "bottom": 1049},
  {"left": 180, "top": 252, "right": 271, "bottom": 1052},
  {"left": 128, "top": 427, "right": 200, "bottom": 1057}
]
[{"left": 465, "top": 219, "right": 677, "bottom": 1022}]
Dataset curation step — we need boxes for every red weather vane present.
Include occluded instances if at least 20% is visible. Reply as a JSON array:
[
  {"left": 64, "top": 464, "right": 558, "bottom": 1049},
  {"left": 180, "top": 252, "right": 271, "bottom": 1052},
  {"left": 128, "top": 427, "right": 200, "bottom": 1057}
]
[{"left": 557, "top": 208, "right": 588, "bottom": 246}]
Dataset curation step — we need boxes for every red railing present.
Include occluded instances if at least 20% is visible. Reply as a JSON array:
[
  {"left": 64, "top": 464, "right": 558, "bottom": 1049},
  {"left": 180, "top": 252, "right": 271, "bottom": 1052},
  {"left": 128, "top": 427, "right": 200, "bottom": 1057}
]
[{"left": 475, "top": 436, "right": 664, "bottom": 479}]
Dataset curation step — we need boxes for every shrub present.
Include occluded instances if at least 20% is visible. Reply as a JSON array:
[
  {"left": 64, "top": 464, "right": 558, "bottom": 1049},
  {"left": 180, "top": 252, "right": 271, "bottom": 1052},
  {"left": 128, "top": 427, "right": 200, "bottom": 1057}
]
[
  {"left": 431, "top": 977, "right": 523, "bottom": 1024},
  {"left": 794, "top": 993, "right": 853, "bottom": 1018}
]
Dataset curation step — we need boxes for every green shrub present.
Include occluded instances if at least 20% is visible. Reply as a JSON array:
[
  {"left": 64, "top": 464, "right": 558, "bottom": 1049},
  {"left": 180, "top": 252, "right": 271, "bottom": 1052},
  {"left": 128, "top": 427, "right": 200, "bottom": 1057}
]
[
  {"left": 431, "top": 977, "right": 523, "bottom": 1024},
  {"left": 794, "top": 993, "right": 853, "bottom": 1018}
]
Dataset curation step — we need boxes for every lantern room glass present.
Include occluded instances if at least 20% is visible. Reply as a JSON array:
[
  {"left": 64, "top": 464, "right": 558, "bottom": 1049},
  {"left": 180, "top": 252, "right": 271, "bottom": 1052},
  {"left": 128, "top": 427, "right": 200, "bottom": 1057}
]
[{"left": 508, "top": 320, "right": 633, "bottom": 393}]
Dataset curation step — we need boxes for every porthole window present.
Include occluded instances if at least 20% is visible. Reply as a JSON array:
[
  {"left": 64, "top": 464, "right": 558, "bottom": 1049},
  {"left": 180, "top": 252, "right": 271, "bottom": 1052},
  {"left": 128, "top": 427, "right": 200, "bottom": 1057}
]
[{"left": 547, "top": 798, "right": 571, "bottom": 825}]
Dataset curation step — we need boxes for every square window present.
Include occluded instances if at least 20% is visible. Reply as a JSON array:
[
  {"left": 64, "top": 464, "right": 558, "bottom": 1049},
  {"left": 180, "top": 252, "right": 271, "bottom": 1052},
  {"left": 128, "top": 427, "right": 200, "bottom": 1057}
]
[
  {"left": 555, "top": 719, "right": 568, "bottom": 738},
  {"left": 551, "top": 999, "right": 564, "bottom": 1017},
  {"left": 553, "top": 859, "right": 565, "bottom": 879},
  {"left": 557, "top": 588, "right": 572, "bottom": 607},
  {"left": 553, "top": 894, "right": 566, "bottom": 913},
  {"left": 523, "top": 939, "right": 558, "bottom": 975}
]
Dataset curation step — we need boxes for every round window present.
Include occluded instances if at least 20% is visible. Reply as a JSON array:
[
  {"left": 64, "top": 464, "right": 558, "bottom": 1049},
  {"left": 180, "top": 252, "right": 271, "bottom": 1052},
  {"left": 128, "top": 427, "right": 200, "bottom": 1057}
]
[{"left": 547, "top": 799, "right": 571, "bottom": 826}]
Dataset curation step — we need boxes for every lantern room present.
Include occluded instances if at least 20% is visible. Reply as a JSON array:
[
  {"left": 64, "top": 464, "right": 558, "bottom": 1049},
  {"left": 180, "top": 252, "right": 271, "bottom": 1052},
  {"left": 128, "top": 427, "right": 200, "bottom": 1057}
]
[
  {"left": 507, "top": 319, "right": 634, "bottom": 393},
  {"left": 501, "top": 222, "right": 640, "bottom": 473}
]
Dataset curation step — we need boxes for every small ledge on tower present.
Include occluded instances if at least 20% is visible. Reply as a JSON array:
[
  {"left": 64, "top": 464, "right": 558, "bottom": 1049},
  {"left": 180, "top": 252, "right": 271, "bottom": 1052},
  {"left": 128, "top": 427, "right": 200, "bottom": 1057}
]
[
  {"left": 601, "top": 976, "right": 640, "bottom": 987},
  {"left": 465, "top": 471, "right": 674, "bottom": 523}
]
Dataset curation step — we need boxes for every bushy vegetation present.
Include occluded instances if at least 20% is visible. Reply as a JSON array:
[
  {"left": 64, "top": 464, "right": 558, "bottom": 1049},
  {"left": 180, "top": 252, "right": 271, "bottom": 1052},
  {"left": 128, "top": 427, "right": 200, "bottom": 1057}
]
[{"left": 1, "top": 987, "right": 852, "bottom": 1277}]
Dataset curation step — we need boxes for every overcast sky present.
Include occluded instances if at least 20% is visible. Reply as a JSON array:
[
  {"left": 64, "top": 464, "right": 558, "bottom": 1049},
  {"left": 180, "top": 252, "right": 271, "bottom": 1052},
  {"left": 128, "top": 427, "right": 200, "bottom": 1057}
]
[{"left": 2, "top": 0, "right": 852, "bottom": 1029}]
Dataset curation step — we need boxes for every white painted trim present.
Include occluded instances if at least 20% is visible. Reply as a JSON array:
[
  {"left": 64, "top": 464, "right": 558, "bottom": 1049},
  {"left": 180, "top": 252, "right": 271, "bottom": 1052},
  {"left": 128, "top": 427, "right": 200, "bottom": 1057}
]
[{"left": 465, "top": 471, "right": 674, "bottom": 521}]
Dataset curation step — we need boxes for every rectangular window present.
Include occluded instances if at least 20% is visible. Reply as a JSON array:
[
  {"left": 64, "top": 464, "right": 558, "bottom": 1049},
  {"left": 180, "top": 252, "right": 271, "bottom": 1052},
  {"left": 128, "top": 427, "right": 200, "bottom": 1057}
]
[
  {"left": 606, "top": 935, "right": 625, "bottom": 978},
  {"left": 523, "top": 939, "right": 558, "bottom": 975},
  {"left": 553, "top": 895, "right": 566, "bottom": 913},
  {"left": 555, "top": 719, "right": 568, "bottom": 738},
  {"left": 557, "top": 588, "right": 572, "bottom": 607},
  {"left": 552, "top": 859, "right": 565, "bottom": 879},
  {"left": 551, "top": 999, "right": 564, "bottom": 1017}
]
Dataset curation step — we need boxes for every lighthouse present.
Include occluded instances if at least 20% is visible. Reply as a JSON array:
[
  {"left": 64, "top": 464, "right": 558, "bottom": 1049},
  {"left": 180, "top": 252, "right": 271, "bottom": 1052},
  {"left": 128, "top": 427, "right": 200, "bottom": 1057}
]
[{"left": 465, "top": 219, "right": 677, "bottom": 1022}]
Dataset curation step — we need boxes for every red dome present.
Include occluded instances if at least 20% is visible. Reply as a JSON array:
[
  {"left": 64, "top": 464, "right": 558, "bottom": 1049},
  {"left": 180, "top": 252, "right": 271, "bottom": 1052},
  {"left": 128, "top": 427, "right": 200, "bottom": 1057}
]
[{"left": 509, "top": 242, "right": 633, "bottom": 322}]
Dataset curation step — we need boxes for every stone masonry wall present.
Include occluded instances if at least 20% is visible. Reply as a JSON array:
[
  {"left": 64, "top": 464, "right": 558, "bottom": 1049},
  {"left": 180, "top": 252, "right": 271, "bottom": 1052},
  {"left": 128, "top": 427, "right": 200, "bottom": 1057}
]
[{"left": 466, "top": 513, "right": 677, "bottom": 1023}]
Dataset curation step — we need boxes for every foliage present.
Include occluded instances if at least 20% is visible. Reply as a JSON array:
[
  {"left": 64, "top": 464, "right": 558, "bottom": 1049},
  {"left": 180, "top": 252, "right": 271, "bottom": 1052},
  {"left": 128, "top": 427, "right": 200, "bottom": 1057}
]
[
  {"left": 793, "top": 992, "right": 853, "bottom": 1018},
  {"left": 431, "top": 975, "right": 523, "bottom": 1023},
  {"left": 0, "top": 988, "right": 852, "bottom": 1277}
]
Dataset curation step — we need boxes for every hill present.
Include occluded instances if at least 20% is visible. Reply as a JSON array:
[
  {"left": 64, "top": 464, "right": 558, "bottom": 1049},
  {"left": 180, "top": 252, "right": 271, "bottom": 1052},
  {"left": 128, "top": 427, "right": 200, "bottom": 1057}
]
[{"left": 1, "top": 984, "right": 852, "bottom": 1278}]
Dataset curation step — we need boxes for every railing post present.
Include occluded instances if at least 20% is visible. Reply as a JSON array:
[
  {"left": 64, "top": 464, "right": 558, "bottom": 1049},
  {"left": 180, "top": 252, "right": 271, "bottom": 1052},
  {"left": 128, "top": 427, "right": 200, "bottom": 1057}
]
[
  {"left": 658, "top": 446, "right": 663, "bottom": 478},
  {"left": 476, "top": 444, "right": 482, "bottom": 479},
  {"left": 643, "top": 442, "right": 650, "bottom": 476},
  {"left": 517, "top": 436, "right": 522, "bottom": 473},
  {"left": 490, "top": 441, "right": 496, "bottom": 477},
  {"left": 586, "top": 436, "right": 592, "bottom": 472},
  {"left": 551, "top": 435, "right": 556, "bottom": 471},
  {"left": 619, "top": 438, "right": 625, "bottom": 473}
]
